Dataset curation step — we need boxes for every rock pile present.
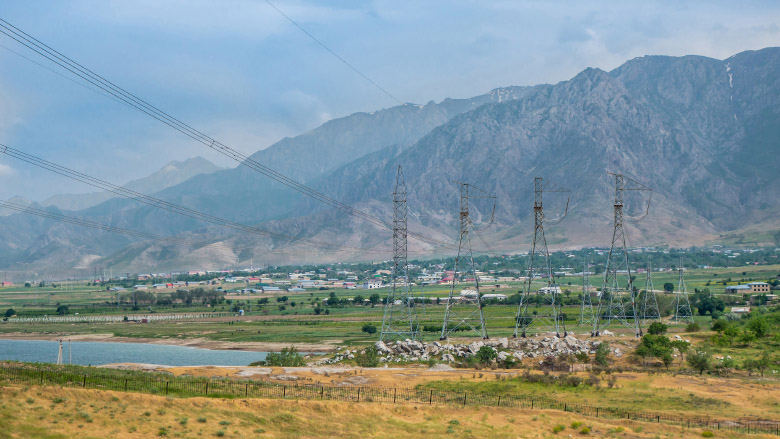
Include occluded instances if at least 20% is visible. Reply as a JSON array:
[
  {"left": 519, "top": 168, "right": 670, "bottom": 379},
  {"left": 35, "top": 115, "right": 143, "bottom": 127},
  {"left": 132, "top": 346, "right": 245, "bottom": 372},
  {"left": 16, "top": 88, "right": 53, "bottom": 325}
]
[{"left": 316, "top": 335, "right": 601, "bottom": 366}]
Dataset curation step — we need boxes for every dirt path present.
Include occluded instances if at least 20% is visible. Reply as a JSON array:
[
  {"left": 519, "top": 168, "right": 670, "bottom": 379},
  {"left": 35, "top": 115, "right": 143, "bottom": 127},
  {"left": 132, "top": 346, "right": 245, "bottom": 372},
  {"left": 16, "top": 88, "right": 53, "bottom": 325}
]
[{"left": 0, "top": 332, "right": 340, "bottom": 352}]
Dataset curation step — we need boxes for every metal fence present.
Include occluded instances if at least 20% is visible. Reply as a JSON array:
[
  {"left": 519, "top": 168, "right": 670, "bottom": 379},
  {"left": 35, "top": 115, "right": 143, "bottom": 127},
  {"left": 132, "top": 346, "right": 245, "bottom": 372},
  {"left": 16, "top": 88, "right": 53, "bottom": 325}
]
[{"left": 1, "top": 363, "right": 778, "bottom": 436}]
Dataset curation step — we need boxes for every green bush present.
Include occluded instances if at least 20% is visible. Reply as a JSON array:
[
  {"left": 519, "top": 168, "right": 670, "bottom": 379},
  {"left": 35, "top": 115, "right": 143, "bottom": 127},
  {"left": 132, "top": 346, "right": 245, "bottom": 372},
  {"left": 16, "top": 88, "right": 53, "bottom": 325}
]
[
  {"left": 647, "top": 322, "right": 668, "bottom": 335},
  {"left": 579, "top": 427, "right": 591, "bottom": 435},
  {"left": 356, "top": 346, "right": 380, "bottom": 367},
  {"left": 552, "top": 424, "right": 565, "bottom": 434},
  {"left": 255, "top": 346, "right": 306, "bottom": 367},
  {"left": 747, "top": 318, "right": 770, "bottom": 338},
  {"left": 702, "top": 431, "right": 714, "bottom": 437},
  {"left": 686, "top": 322, "right": 701, "bottom": 332},
  {"left": 475, "top": 346, "right": 497, "bottom": 364},
  {"left": 361, "top": 323, "right": 377, "bottom": 334},
  {"left": 594, "top": 342, "right": 610, "bottom": 366}
]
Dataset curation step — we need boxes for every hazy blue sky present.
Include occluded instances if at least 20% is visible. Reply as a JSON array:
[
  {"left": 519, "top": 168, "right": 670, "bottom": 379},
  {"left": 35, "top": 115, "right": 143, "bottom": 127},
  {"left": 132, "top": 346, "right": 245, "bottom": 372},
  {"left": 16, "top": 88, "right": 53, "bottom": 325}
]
[{"left": 1, "top": 0, "right": 779, "bottom": 201}]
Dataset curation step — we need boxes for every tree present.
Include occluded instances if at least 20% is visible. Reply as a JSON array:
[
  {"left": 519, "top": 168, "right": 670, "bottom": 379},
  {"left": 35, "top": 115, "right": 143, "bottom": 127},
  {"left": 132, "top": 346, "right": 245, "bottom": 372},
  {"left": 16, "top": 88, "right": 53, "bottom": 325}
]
[
  {"left": 4, "top": 308, "right": 15, "bottom": 318},
  {"left": 663, "top": 282, "right": 674, "bottom": 292},
  {"left": 595, "top": 342, "right": 610, "bottom": 367},
  {"left": 687, "top": 350, "right": 712, "bottom": 375},
  {"left": 671, "top": 340, "right": 690, "bottom": 364},
  {"left": 353, "top": 295, "right": 364, "bottom": 305},
  {"left": 693, "top": 290, "right": 725, "bottom": 316},
  {"left": 56, "top": 305, "right": 69, "bottom": 315},
  {"left": 369, "top": 294, "right": 381, "bottom": 307},
  {"left": 743, "top": 351, "right": 771, "bottom": 377},
  {"left": 647, "top": 322, "right": 668, "bottom": 335},
  {"left": 361, "top": 323, "right": 377, "bottom": 334},
  {"left": 747, "top": 318, "right": 770, "bottom": 338},
  {"left": 661, "top": 351, "right": 674, "bottom": 369}
]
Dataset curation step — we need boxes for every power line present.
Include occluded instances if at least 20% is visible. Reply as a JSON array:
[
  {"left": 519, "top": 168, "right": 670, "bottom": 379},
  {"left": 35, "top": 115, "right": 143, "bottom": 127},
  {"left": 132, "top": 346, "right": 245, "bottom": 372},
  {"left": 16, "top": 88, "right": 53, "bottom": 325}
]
[
  {"left": 0, "top": 143, "right": 399, "bottom": 255},
  {"left": 0, "top": 200, "right": 322, "bottom": 257},
  {"left": 263, "top": 0, "right": 403, "bottom": 107},
  {"left": 0, "top": 18, "right": 455, "bottom": 250}
]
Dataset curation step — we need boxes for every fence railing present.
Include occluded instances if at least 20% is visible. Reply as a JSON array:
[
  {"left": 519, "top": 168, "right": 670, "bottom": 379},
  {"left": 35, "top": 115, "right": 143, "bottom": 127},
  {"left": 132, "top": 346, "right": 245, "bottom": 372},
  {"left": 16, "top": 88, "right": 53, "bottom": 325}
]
[{"left": 1, "top": 363, "right": 778, "bottom": 436}]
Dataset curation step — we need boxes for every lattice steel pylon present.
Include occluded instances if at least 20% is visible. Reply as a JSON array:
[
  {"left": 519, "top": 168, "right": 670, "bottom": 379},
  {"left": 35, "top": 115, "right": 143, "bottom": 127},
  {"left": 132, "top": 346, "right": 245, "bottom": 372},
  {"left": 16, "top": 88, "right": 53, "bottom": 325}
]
[
  {"left": 579, "top": 261, "right": 595, "bottom": 327},
  {"left": 674, "top": 258, "right": 693, "bottom": 322},
  {"left": 592, "top": 173, "right": 651, "bottom": 337},
  {"left": 641, "top": 259, "right": 660, "bottom": 323},
  {"left": 514, "top": 177, "right": 569, "bottom": 338},
  {"left": 440, "top": 182, "right": 495, "bottom": 340},
  {"left": 381, "top": 166, "right": 420, "bottom": 342}
]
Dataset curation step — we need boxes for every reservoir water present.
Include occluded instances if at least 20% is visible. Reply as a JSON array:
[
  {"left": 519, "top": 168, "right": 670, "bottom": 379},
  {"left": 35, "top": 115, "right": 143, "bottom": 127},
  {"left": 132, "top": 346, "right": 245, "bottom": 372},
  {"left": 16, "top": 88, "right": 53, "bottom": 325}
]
[{"left": 0, "top": 339, "right": 268, "bottom": 366}]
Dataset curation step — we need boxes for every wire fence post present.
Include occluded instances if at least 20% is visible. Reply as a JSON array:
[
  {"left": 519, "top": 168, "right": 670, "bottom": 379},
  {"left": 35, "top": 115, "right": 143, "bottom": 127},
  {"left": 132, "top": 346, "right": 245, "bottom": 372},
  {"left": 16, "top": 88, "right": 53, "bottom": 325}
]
[
  {"left": 165, "top": 381, "right": 169, "bottom": 395},
  {"left": 245, "top": 383, "right": 248, "bottom": 397},
  {"left": 393, "top": 388, "right": 397, "bottom": 404},
  {"left": 124, "top": 379, "right": 128, "bottom": 391},
  {"left": 429, "top": 390, "right": 433, "bottom": 405},
  {"left": 82, "top": 375, "right": 86, "bottom": 388},
  {"left": 357, "top": 387, "right": 360, "bottom": 403},
  {"left": 463, "top": 392, "right": 467, "bottom": 406}
]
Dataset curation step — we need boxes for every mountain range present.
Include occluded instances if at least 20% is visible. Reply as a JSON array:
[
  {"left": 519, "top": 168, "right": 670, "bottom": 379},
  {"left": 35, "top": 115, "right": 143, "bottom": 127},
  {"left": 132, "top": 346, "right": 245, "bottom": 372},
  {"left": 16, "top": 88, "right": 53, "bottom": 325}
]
[{"left": 1, "top": 48, "right": 779, "bottom": 278}]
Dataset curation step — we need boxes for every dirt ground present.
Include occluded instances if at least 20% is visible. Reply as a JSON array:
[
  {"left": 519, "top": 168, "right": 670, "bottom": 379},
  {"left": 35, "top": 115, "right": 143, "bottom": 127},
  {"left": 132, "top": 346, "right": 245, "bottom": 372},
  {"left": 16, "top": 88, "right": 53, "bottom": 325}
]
[
  {"left": 0, "top": 332, "right": 340, "bottom": 352},
  {"left": 1, "top": 384, "right": 770, "bottom": 439}
]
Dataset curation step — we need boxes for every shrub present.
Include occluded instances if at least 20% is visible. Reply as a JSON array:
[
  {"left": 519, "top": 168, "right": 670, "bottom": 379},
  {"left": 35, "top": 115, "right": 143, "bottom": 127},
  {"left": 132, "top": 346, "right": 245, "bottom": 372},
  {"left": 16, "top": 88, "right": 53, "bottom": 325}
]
[
  {"left": 747, "top": 318, "right": 770, "bottom": 338},
  {"left": 686, "top": 322, "right": 701, "bottom": 332},
  {"left": 356, "top": 345, "right": 380, "bottom": 368},
  {"left": 594, "top": 342, "right": 610, "bottom": 366},
  {"left": 197, "top": 417, "right": 207, "bottom": 423},
  {"left": 579, "top": 427, "right": 591, "bottom": 435},
  {"left": 552, "top": 424, "right": 565, "bottom": 434},
  {"left": 702, "top": 431, "right": 714, "bottom": 437},
  {"left": 570, "top": 421, "right": 583, "bottom": 429},
  {"left": 476, "top": 346, "right": 497, "bottom": 364},
  {"left": 361, "top": 323, "right": 377, "bottom": 334},
  {"left": 257, "top": 346, "right": 306, "bottom": 367},
  {"left": 711, "top": 319, "right": 729, "bottom": 333},
  {"left": 647, "top": 322, "right": 668, "bottom": 335},
  {"left": 215, "top": 431, "right": 225, "bottom": 437}
]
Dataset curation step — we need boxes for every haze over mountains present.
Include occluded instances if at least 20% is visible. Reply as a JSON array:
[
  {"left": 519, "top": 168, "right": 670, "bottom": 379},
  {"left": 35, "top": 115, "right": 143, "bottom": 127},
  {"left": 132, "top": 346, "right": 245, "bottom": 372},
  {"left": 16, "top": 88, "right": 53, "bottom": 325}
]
[{"left": 2, "top": 48, "right": 779, "bottom": 278}]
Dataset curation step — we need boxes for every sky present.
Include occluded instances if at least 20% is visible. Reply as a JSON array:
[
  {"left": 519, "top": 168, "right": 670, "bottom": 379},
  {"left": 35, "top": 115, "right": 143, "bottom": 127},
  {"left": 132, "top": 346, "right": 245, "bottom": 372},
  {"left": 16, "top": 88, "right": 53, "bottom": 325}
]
[{"left": 0, "top": 0, "right": 779, "bottom": 201}]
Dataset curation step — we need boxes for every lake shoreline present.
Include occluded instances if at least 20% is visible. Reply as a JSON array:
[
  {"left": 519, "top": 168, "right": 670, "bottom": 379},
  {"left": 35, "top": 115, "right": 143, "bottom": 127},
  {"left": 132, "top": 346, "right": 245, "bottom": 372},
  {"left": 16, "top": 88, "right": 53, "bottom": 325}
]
[{"left": 0, "top": 332, "right": 339, "bottom": 353}]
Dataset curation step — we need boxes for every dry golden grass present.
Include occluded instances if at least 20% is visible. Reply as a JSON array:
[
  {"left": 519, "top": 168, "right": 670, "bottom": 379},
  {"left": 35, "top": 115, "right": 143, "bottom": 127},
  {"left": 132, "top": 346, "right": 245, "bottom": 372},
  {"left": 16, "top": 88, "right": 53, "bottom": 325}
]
[{"left": 0, "top": 384, "right": 774, "bottom": 439}]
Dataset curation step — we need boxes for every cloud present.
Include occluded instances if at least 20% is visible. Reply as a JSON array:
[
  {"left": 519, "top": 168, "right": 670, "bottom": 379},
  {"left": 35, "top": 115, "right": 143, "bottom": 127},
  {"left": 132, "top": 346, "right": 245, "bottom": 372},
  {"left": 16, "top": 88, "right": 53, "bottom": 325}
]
[{"left": 0, "top": 162, "right": 14, "bottom": 177}]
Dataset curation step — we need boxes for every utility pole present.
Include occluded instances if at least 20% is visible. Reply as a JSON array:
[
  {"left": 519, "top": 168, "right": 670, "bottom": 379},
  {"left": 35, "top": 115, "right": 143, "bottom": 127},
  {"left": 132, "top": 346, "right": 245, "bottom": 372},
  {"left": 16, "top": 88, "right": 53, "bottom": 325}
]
[
  {"left": 514, "top": 177, "right": 569, "bottom": 338},
  {"left": 579, "top": 261, "right": 595, "bottom": 327},
  {"left": 381, "top": 166, "right": 420, "bottom": 342},
  {"left": 674, "top": 258, "right": 693, "bottom": 322},
  {"left": 441, "top": 182, "right": 495, "bottom": 340},
  {"left": 641, "top": 259, "right": 660, "bottom": 323},
  {"left": 592, "top": 173, "right": 651, "bottom": 337}
]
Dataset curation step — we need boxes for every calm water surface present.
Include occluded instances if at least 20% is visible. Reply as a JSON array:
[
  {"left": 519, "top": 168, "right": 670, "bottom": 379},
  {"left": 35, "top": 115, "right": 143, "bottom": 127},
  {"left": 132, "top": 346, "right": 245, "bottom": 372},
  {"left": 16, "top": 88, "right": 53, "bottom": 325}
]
[{"left": 0, "top": 339, "right": 268, "bottom": 366}]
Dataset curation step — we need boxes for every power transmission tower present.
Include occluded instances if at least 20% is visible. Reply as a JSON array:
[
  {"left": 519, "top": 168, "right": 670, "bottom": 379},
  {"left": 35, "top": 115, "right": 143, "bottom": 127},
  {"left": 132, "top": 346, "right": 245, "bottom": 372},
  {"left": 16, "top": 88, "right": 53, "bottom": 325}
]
[
  {"left": 441, "top": 182, "right": 495, "bottom": 340},
  {"left": 674, "top": 258, "right": 693, "bottom": 322},
  {"left": 579, "top": 261, "right": 595, "bottom": 327},
  {"left": 641, "top": 259, "right": 660, "bottom": 322},
  {"left": 593, "top": 173, "right": 651, "bottom": 337},
  {"left": 381, "top": 166, "right": 420, "bottom": 341},
  {"left": 514, "top": 177, "right": 569, "bottom": 338}
]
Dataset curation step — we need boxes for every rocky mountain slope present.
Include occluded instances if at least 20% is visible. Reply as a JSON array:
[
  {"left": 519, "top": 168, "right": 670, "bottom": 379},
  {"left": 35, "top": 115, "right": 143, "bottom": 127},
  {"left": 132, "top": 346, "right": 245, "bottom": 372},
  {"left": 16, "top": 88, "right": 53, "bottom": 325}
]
[{"left": 1, "top": 48, "right": 779, "bottom": 275}]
